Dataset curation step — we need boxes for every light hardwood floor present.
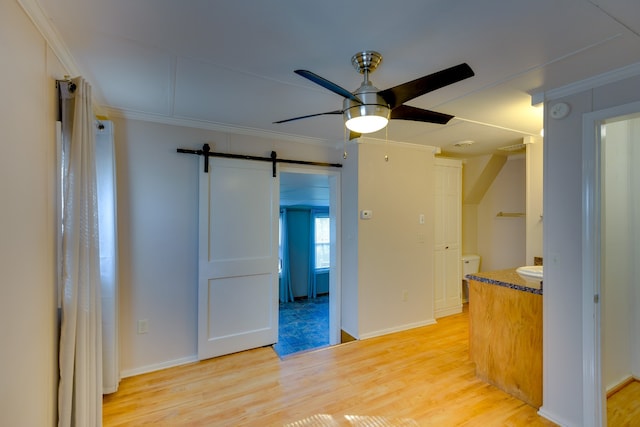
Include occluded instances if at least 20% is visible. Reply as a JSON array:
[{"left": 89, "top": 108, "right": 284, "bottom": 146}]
[
  {"left": 104, "top": 306, "right": 557, "bottom": 426},
  {"left": 607, "top": 380, "right": 640, "bottom": 425}
]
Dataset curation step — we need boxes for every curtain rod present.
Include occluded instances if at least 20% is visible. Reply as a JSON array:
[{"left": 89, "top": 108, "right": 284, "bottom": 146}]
[
  {"left": 177, "top": 143, "right": 342, "bottom": 176},
  {"left": 56, "top": 79, "right": 105, "bottom": 130},
  {"left": 56, "top": 77, "right": 77, "bottom": 93}
]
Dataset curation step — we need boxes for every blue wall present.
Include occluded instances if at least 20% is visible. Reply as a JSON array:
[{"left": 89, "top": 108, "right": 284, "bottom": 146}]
[{"left": 282, "top": 207, "right": 329, "bottom": 298}]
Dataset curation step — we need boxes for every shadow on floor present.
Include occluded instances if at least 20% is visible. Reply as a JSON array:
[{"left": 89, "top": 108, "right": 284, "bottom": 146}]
[{"left": 273, "top": 294, "right": 329, "bottom": 357}]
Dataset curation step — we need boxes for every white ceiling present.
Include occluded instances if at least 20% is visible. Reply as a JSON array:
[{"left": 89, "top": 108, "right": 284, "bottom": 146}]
[
  {"left": 280, "top": 173, "right": 329, "bottom": 207},
  {"left": 35, "top": 0, "right": 640, "bottom": 157}
]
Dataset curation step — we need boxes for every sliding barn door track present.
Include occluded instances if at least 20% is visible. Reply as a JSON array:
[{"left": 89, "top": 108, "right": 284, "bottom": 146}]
[{"left": 177, "top": 144, "right": 342, "bottom": 176}]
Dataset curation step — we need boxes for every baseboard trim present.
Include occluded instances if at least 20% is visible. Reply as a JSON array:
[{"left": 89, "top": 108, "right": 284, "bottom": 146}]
[
  {"left": 435, "top": 305, "right": 463, "bottom": 319},
  {"left": 359, "top": 319, "right": 437, "bottom": 340},
  {"left": 607, "top": 375, "right": 638, "bottom": 398},
  {"left": 537, "top": 406, "right": 571, "bottom": 427},
  {"left": 340, "top": 329, "right": 357, "bottom": 343},
  {"left": 120, "top": 355, "right": 198, "bottom": 379}
]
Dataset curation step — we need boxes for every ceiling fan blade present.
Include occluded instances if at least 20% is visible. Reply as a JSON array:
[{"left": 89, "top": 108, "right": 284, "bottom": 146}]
[
  {"left": 390, "top": 105, "right": 454, "bottom": 125},
  {"left": 273, "top": 110, "right": 342, "bottom": 124},
  {"left": 295, "top": 70, "right": 362, "bottom": 103},
  {"left": 349, "top": 130, "right": 362, "bottom": 140},
  {"left": 379, "top": 63, "right": 474, "bottom": 109}
]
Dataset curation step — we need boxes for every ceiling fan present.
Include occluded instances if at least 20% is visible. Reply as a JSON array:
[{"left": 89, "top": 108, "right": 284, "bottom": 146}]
[{"left": 275, "top": 51, "right": 475, "bottom": 139}]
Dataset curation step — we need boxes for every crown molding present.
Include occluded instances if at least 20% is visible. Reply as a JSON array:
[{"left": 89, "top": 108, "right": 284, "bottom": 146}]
[
  {"left": 107, "top": 106, "right": 437, "bottom": 152},
  {"left": 17, "top": 0, "right": 80, "bottom": 76},
  {"left": 103, "top": 106, "right": 337, "bottom": 147},
  {"left": 16, "top": 0, "right": 442, "bottom": 154},
  {"left": 532, "top": 61, "right": 640, "bottom": 103},
  {"left": 356, "top": 136, "right": 440, "bottom": 154}
]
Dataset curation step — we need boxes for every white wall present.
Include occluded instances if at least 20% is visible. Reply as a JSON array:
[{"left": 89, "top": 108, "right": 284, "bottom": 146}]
[
  {"left": 477, "top": 156, "right": 526, "bottom": 271},
  {"left": 541, "top": 72, "right": 640, "bottom": 426},
  {"left": 115, "top": 122, "right": 440, "bottom": 368},
  {"left": 526, "top": 136, "right": 544, "bottom": 265},
  {"left": 461, "top": 154, "right": 490, "bottom": 257},
  {"left": 632, "top": 118, "right": 640, "bottom": 379},
  {"left": 113, "top": 117, "right": 344, "bottom": 375},
  {"left": 114, "top": 119, "right": 199, "bottom": 374},
  {"left": 341, "top": 143, "right": 360, "bottom": 338},
  {"left": 601, "top": 120, "right": 633, "bottom": 392},
  {"left": 346, "top": 140, "right": 435, "bottom": 338},
  {"left": 0, "top": 1, "right": 66, "bottom": 425}
]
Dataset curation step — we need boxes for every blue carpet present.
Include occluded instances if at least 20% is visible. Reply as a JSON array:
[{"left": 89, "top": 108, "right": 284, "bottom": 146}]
[{"left": 273, "top": 294, "right": 329, "bottom": 357}]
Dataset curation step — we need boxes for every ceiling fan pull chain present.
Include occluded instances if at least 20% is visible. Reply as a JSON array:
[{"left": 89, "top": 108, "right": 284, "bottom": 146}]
[
  {"left": 384, "top": 124, "right": 389, "bottom": 161},
  {"left": 343, "top": 127, "right": 348, "bottom": 159}
]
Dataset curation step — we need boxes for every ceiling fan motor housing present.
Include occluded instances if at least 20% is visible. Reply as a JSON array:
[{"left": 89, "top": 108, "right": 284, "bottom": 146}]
[{"left": 343, "top": 82, "right": 390, "bottom": 133}]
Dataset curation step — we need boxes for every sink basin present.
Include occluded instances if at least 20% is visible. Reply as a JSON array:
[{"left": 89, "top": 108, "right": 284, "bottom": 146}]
[{"left": 516, "top": 265, "right": 543, "bottom": 284}]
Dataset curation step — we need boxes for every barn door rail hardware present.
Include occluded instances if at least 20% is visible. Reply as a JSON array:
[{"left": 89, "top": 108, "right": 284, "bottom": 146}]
[{"left": 177, "top": 143, "right": 342, "bottom": 176}]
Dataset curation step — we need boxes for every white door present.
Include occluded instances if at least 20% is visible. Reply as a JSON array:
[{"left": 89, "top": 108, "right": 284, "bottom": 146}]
[
  {"left": 198, "top": 157, "right": 279, "bottom": 360},
  {"left": 434, "top": 161, "right": 462, "bottom": 317}
]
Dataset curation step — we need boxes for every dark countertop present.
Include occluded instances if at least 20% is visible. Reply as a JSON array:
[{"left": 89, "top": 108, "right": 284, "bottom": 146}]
[{"left": 466, "top": 268, "right": 543, "bottom": 295}]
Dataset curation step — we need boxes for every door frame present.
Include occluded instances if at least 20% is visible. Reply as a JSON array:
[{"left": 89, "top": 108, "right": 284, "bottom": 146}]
[
  {"left": 582, "top": 100, "right": 640, "bottom": 426},
  {"left": 279, "top": 164, "right": 342, "bottom": 346}
]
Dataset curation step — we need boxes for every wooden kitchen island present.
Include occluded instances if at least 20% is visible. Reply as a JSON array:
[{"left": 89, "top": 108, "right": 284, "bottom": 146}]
[{"left": 466, "top": 269, "right": 543, "bottom": 408}]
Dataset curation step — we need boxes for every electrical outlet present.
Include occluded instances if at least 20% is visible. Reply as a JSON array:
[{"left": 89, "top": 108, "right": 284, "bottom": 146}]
[
  {"left": 137, "top": 319, "right": 149, "bottom": 334},
  {"left": 360, "top": 209, "right": 373, "bottom": 220}
]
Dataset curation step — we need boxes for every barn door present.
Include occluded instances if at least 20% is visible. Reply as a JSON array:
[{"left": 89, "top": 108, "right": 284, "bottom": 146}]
[{"left": 198, "top": 156, "right": 279, "bottom": 360}]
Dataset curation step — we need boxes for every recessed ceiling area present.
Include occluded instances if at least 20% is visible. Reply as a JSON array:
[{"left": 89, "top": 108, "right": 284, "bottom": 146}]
[{"left": 33, "top": 0, "right": 640, "bottom": 157}]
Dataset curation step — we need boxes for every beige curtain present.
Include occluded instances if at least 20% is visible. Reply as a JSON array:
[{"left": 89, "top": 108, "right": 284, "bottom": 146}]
[{"left": 57, "top": 77, "right": 103, "bottom": 426}]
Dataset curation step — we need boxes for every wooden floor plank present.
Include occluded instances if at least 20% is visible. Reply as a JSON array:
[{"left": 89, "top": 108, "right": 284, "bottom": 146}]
[
  {"left": 104, "top": 306, "right": 557, "bottom": 426},
  {"left": 607, "top": 380, "right": 640, "bottom": 426}
]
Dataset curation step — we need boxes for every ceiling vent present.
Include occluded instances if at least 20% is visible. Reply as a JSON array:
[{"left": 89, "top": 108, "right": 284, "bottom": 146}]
[{"left": 453, "top": 140, "right": 475, "bottom": 148}]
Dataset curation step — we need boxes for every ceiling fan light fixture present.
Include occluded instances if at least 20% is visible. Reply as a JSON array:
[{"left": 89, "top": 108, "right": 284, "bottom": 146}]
[
  {"left": 276, "top": 51, "right": 475, "bottom": 136},
  {"left": 344, "top": 104, "right": 390, "bottom": 134}
]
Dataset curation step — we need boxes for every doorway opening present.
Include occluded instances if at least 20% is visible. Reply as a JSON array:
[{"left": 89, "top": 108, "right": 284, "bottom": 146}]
[
  {"left": 582, "top": 103, "right": 640, "bottom": 426},
  {"left": 273, "top": 169, "right": 341, "bottom": 357}
]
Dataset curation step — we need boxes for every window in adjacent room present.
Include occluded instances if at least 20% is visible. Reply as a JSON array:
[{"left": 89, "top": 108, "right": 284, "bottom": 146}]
[{"left": 314, "top": 215, "right": 330, "bottom": 270}]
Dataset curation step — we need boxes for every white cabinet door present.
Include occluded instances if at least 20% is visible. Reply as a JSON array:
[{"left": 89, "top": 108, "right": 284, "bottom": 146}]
[
  {"left": 434, "top": 159, "right": 462, "bottom": 318},
  {"left": 434, "top": 248, "right": 446, "bottom": 311},
  {"left": 198, "top": 157, "right": 279, "bottom": 360},
  {"left": 435, "top": 162, "right": 460, "bottom": 250},
  {"left": 443, "top": 245, "right": 461, "bottom": 310},
  {"left": 434, "top": 246, "right": 461, "bottom": 315}
]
